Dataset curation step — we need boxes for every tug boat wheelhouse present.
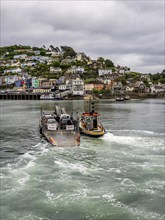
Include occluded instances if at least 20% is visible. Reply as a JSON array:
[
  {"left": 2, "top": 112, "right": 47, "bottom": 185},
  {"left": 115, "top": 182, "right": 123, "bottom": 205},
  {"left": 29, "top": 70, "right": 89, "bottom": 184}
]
[
  {"left": 79, "top": 99, "right": 105, "bottom": 137},
  {"left": 39, "top": 105, "right": 80, "bottom": 147}
]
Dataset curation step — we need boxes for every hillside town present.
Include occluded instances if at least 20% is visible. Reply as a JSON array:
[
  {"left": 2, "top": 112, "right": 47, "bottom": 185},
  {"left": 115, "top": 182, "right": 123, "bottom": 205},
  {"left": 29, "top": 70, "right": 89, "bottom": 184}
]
[{"left": 0, "top": 45, "right": 165, "bottom": 99}]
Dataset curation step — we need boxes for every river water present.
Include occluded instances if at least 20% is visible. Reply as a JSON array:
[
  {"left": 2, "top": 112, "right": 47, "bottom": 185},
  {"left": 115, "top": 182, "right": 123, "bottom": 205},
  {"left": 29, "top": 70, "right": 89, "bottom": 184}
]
[{"left": 0, "top": 99, "right": 164, "bottom": 220}]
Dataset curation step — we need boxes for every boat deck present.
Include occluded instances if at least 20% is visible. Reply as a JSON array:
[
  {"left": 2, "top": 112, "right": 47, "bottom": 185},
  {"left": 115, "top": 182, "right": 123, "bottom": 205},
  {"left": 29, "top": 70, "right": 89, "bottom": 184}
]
[{"left": 43, "top": 130, "right": 79, "bottom": 147}]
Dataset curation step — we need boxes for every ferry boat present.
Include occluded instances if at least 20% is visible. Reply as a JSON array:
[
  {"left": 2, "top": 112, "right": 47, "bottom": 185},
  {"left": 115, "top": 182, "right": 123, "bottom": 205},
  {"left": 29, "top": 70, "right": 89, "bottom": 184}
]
[
  {"left": 39, "top": 105, "right": 80, "bottom": 147},
  {"left": 79, "top": 99, "right": 105, "bottom": 137}
]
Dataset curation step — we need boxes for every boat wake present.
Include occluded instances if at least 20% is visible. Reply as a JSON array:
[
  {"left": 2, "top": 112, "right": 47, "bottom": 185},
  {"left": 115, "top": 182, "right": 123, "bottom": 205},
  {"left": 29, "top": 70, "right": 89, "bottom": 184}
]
[
  {"left": 0, "top": 142, "right": 49, "bottom": 192},
  {"left": 105, "top": 129, "right": 164, "bottom": 136},
  {"left": 100, "top": 131, "right": 165, "bottom": 154}
]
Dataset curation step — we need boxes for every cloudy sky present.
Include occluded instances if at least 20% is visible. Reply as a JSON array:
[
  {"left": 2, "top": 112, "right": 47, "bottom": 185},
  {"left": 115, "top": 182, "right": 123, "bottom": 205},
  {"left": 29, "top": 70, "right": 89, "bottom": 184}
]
[{"left": 1, "top": 0, "right": 165, "bottom": 73}]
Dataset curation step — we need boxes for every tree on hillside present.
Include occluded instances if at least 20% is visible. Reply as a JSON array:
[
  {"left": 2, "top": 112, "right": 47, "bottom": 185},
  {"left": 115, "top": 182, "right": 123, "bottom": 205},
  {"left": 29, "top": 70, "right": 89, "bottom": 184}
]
[
  {"left": 32, "top": 47, "right": 40, "bottom": 50},
  {"left": 61, "top": 46, "right": 76, "bottom": 58},
  {"left": 105, "top": 59, "right": 114, "bottom": 68},
  {"left": 40, "top": 50, "right": 46, "bottom": 56},
  {"left": 60, "top": 62, "right": 71, "bottom": 70},
  {"left": 97, "top": 57, "right": 105, "bottom": 63},
  {"left": 51, "top": 61, "right": 60, "bottom": 67},
  {"left": 120, "top": 77, "right": 127, "bottom": 86}
]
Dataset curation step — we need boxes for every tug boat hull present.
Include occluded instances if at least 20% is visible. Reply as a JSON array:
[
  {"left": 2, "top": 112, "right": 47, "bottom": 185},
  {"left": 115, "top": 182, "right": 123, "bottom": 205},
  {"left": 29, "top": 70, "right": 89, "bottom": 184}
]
[{"left": 79, "top": 121, "right": 105, "bottom": 137}]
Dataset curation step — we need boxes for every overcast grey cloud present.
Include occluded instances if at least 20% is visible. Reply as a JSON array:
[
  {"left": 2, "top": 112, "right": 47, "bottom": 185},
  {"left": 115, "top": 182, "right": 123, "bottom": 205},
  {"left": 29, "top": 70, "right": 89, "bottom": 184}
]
[{"left": 1, "top": 0, "right": 165, "bottom": 73}]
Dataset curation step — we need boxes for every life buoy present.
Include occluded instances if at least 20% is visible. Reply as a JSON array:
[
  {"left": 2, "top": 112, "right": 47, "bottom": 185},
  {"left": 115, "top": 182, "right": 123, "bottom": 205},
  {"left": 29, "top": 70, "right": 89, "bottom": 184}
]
[
  {"left": 49, "top": 137, "right": 54, "bottom": 144},
  {"left": 82, "top": 112, "right": 90, "bottom": 116},
  {"left": 93, "top": 112, "right": 100, "bottom": 116}
]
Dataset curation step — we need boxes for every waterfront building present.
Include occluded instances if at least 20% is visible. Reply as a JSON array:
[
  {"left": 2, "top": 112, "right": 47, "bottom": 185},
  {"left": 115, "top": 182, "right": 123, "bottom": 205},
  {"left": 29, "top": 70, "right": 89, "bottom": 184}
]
[
  {"left": 31, "top": 77, "right": 39, "bottom": 88},
  {"left": 72, "top": 77, "right": 84, "bottom": 96}
]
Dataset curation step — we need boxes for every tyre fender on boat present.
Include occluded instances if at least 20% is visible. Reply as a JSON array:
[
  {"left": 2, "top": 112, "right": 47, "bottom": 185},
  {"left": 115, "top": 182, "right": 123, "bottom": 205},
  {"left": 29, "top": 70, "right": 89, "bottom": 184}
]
[
  {"left": 39, "top": 127, "right": 42, "bottom": 134},
  {"left": 49, "top": 137, "right": 57, "bottom": 146}
]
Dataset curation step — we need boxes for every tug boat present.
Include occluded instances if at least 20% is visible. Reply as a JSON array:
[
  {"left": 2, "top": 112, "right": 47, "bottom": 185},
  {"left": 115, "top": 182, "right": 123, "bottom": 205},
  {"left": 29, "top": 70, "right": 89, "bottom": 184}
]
[
  {"left": 39, "top": 105, "right": 80, "bottom": 147},
  {"left": 79, "top": 99, "right": 105, "bottom": 137}
]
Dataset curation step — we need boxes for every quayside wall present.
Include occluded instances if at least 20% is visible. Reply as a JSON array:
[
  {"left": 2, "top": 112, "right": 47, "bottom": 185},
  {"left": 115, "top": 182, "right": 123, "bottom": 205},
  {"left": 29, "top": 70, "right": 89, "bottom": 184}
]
[{"left": 0, "top": 94, "right": 41, "bottom": 100}]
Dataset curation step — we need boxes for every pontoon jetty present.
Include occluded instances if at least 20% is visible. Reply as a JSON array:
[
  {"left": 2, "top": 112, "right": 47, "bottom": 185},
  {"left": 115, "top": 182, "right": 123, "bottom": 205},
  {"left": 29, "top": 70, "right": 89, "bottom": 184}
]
[{"left": 39, "top": 105, "right": 80, "bottom": 147}]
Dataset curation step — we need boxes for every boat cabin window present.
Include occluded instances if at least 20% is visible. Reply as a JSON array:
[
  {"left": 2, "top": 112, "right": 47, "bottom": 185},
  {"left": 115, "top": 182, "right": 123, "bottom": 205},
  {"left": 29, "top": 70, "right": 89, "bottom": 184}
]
[
  {"left": 85, "top": 116, "right": 92, "bottom": 121},
  {"left": 47, "top": 118, "right": 56, "bottom": 124},
  {"left": 60, "top": 114, "right": 70, "bottom": 120},
  {"left": 44, "top": 114, "right": 52, "bottom": 118}
]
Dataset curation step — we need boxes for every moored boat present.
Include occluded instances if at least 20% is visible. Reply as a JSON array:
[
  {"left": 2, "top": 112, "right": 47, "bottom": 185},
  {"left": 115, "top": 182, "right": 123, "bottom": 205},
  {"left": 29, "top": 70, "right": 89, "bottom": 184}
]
[
  {"left": 124, "top": 95, "right": 131, "bottom": 100},
  {"left": 115, "top": 96, "right": 124, "bottom": 101},
  {"left": 79, "top": 99, "right": 105, "bottom": 137},
  {"left": 40, "top": 93, "right": 55, "bottom": 100},
  {"left": 40, "top": 93, "right": 64, "bottom": 100},
  {"left": 39, "top": 106, "right": 80, "bottom": 147}
]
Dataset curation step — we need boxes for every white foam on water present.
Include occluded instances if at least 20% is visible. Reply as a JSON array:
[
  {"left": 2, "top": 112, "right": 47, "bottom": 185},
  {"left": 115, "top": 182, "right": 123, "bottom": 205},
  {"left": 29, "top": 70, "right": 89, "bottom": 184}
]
[
  {"left": 17, "top": 173, "right": 30, "bottom": 185},
  {"left": 1, "top": 142, "right": 50, "bottom": 192},
  {"left": 0, "top": 173, "right": 5, "bottom": 178},
  {"left": 108, "top": 168, "right": 122, "bottom": 174},
  {"left": 100, "top": 132, "right": 165, "bottom": 153},
  {"left": 69, "top": 187, "right": 91, "bottom": 199},
  {"left": 101, "top": 132, "right": 142, "bottom": 146},
  {"left": 54, "top": 160, "right": 88, "bottom": 174},
  {"left": 106, "top": 129, "right": 164, "bottom": 136},
  {"left": 46, "top": 190, "right": 56, "bottom": 202},
  {"left": 18, "top": 213, "right": 50, "bottom": 220},
  {"left": 23, "top": 152, "right": 37, "bottom": 161},
  {"left": 145, "top": 180, "right": 165, "bottom": 190},
  {"left": 102, "top": 192, "right": 116, "bottom": 203},
  {"left": 120, "top": 178, "right": 135, "bottom": 186},
  {"left": 101, "top": 192, "right": 163, "bottom": 220}
]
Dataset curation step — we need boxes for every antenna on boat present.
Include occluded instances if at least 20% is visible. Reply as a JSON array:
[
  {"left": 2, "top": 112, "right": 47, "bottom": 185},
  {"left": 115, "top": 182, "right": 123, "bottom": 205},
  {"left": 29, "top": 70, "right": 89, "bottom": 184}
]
[
  {"left": 91, "top": 101, "right": 95, "bottom": 113},
  {"left": 84, "top": 97, "right": 91, "bottom": 113}
]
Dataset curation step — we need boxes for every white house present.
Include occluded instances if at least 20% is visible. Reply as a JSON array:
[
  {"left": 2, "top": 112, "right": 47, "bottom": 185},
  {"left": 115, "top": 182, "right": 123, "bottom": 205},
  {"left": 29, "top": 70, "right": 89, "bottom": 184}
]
[
  {"left": 50, "top": 67, "right": 62, "bottom": 74},
  {"left": 119, "top": 68, "right": 130, "bottom": 75},
  {"left": 98, "top": 74, "right": 115, "bottom": 84},
  {"left": 13, "top": 54, "right": 27, "bottom": 59},
  {"left": 59, "top": 84, "right": 67, "bottom": 91},
  {"left": 66, "top": 66, "right": 77, "bottom": 74},
  {"left": 111, "top": 81, "right": 123, "bottom": 94},
  {"left": 76, "top": 66, "right": 85, "bottom": 73},
  {"left": 5, "top": 75, "right": 19, "bottom": 85},
  {"left": 72, "top": 78, "right": 84, "bottom": 96},
  {"left": 11, "top": 61, "right": 20, "bottom": 67},
  {"left": 125, "top": 85, "right": 134, "bottom": 93},
  {"left": 150, "top": 83, "right": 165, "bottom": 93},
  {"left": 98, "top": 69, "right": 112, "bottom": 76},
  {"left": 4, "top": 68, "right": 22, "bottom": 74},
  {"left": 34, "top": 50, "right": 40, "bottom": 55}
]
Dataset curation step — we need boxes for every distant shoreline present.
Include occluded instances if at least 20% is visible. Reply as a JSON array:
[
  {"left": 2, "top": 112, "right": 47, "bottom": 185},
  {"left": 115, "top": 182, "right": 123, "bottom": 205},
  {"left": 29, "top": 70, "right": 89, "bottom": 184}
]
[{"left": 0, "top": 92, "right": 164, "bottom": 101}]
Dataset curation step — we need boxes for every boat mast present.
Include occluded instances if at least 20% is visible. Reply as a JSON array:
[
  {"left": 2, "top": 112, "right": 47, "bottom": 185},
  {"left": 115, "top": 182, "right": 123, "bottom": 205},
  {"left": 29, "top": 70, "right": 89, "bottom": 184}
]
[{"left": 84, "top": 98, "right": 95, "bottom": 113}]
